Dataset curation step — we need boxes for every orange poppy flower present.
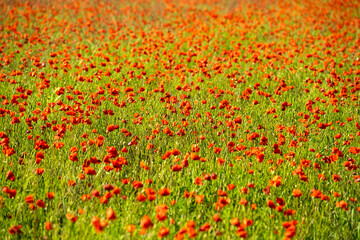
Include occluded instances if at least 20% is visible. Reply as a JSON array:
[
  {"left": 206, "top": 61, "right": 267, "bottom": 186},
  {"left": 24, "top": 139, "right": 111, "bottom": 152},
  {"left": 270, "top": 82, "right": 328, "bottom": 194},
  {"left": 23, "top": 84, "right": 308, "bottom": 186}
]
[
  {"left": 190, "top": 152, "right": 200, "bottom": 160},
  {"left": 4, "top": 188, "right": 17, "bottom": 198},
  {"left": 199, "top": 223, "right": 211, "bottom": 232},
  {"left": 213, "top": 214, "right": 222, "bottom": 222},
  {"left": 106, "top": 208, "right": 116, "bottom": 221},
  {"left": 239, "top": 198, "right": 248, "bottom": 206},
  {"left": 127, "top": 225, "right": 136, "bottom": 233},
  {"left": 45, "top": 222, "right": 52, "bottom": 231},
  {"left": 237, "top": 230, "right": 247, "bottom": 238},
  {"left": 195, "top": 195, "right": 204, "bottom": 204},
  {"left": 270, "top": 175, "right": 282, "bottom": 187},
  {"left": 158, "top": 188, "right": 171, "bottom": 196},
  {"left": 292, "top": 189, "right": 302, "bottom": 197},
  {"left": 171, "top": 164, "right": 182, "bottom": 171},
  {"left": 46, "top": 192, "right": 54, "bottom": 200},
  {"left": 66, "top": 213, "right": 78, "bottom": 223},
  {"left": 140, "top": 215, "right": 153, "bottom": 230},
  {"left": 137, "top": 193, "right": 146, "bottom": 202},
  {"left": 132, "top": 181, "right": 143, "bottom": 189},
  {"left": 231, "top": 218, "right": 240, "bottom": 227},
  {"left": 84, "top": 166, "right": 96, "bottom": 175},
  {"left": 214, "top": 147, "right": 222, "bottom": 154},
  {"left": 158, "top": 227, "right": 170, "bottom": 238},
  {"left": 25, "top": 195, "right": 34, "bottom": 204},
  {"left": 92, "top": 216, "right": 103, "bottom": 233},
  {"left": 6, "top": 170, "right": 15, "bottom": 181}
]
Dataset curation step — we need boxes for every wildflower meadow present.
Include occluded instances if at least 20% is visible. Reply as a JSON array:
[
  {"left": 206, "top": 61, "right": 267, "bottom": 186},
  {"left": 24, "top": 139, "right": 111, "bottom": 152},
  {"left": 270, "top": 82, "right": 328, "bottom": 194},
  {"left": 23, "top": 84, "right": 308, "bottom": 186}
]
[{"left": 0, "top": 0, "right": 360, "bottom": 239}]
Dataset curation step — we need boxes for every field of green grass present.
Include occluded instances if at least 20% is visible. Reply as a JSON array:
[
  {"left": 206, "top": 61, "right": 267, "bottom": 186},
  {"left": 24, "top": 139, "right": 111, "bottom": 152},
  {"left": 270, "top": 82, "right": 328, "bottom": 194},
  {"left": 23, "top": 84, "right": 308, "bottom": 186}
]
[{"left": 0, "top": 0, "right": 360, "bottom": 239}]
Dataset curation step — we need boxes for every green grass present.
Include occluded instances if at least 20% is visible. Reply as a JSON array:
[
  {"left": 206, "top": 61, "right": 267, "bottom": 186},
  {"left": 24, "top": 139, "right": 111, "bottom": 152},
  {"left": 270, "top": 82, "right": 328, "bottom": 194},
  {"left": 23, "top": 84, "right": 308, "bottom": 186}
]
[{"left": 0, "top": 0, "right": 360, "bottom": 239}]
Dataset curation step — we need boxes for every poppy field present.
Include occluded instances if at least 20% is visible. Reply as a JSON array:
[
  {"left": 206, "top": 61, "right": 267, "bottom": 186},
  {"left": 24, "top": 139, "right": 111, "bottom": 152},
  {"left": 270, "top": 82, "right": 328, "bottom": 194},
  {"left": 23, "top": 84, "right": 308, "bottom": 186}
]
[{"left": 1, "top": 0, "right": 360, "bottom": 239}]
